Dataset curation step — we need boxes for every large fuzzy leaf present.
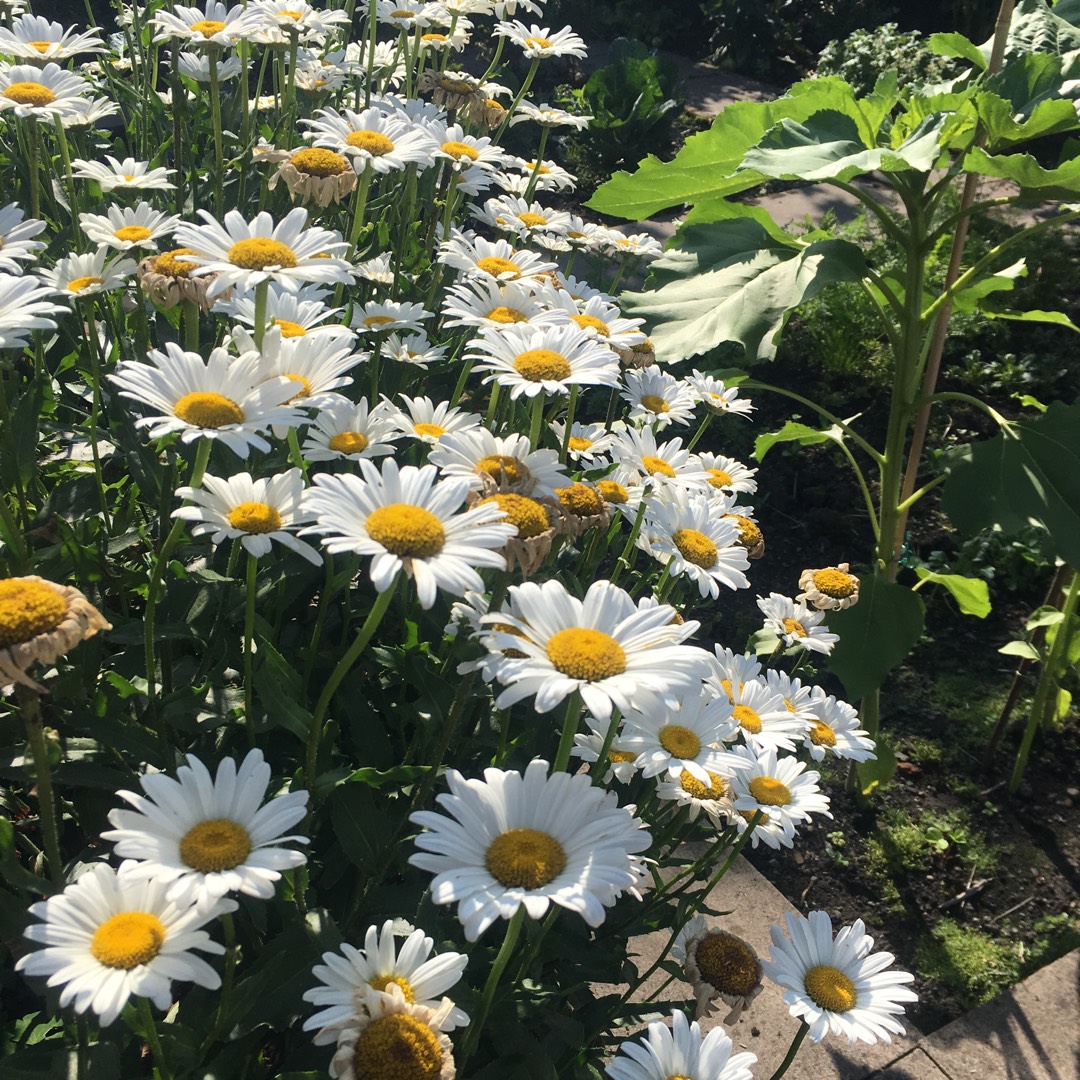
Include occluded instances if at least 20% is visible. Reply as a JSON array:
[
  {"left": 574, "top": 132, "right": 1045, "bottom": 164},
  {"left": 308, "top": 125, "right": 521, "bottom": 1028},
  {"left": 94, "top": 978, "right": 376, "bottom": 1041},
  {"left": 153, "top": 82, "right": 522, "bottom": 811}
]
[{"left": 963, "top": 144, "right": 1080, "bottom": 196}]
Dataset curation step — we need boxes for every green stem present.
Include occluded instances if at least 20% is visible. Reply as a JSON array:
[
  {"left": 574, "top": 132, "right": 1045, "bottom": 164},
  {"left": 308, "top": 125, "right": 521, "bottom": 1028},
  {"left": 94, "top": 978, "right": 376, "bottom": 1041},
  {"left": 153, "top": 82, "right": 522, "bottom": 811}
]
[
  {"left": 768, "top": 1023, "right": 809, "bottom": 1080},
  {"left": 558, "top": 385, "right": 578, "bottom": 465},
  {"left": 591, "top": 707, "right": 622, "bottom": 787},
  {"left": 52, "top": 117, "right": 81, "bottom": 248},
  {"left": 251, "top": 281, "right": 269, "bottom": 351},
  {"left": 17, "top": 685, "right": 63, "bottom": 885},
  {"left": 208, "top": 50, "right": 224, "bottom": 215},
  {"left": 364, "top": 0, "right": 378, "bottom": 106},
  {"left": 458, "top": 909, "right": 524, "bottom": 1068},
  {"left": 685, "top": 410, "right": 713, "bottom": 453},
  {"left": 521, "top": 126, "right": 551, "bottom": 203},
  {"left": 82, "top": 306, "right": 113, "bottom": 532},
  {"left": 136, "top": 996, "right": 173, "bottom": 1080},
  {"left": 26, "top": 116, "right": 41, "bottom": 221},
  {"left": 243, "top": 553, "right": 258, "bottom": 749},
  {"left": 528, "top": 392, "right": 545, "bottom": 451},
  {"left": 552, "top": 694, "right": 583, "bottom": 772},
  {"left": 608, "top": 499, "right": 648, "bottom": 587},
  {"left": 493, "top": 58, "right": 539, "bottom": 145}
]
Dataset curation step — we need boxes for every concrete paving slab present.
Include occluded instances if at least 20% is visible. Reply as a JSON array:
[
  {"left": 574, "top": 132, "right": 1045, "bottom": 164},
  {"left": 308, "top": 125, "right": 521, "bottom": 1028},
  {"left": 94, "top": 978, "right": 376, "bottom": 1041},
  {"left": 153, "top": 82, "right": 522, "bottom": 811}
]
[
  {"left": 867, "top": 1048, "right": 953, "bottom": 1079},
  {"left": 918, "top": 949, "right": 1080, "bottom": 1080}
]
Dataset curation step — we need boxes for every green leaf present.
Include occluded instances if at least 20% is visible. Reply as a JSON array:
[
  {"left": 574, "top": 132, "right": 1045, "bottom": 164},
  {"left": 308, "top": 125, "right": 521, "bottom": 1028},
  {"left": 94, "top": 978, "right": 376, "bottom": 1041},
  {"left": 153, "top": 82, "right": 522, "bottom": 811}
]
[
  {"left": 1054, "top": 686, "right": 1073, "bottom": 721},
  {"left": 982, "top": 307, "right": 1080, "bottom": 331},
  {"left": 999, "top": 639, "right": 1042, "bottom": 660},
  {"left": 1019, "top": 393, "right": 1049, "bottom": 411},
  {"left": 343, "top": 764, "right": 432, "bottom": 788},
  {"left": 949, "top": 258, "right": 1027, "bottom": 312},
  {"left": 942, "top": 400, "right": 1080, "bottom": 566},
  {"left": 913, "top": 567, "right": 992, "bottom": 617},
  {"left": 996, "top": 0, "right": 1080, "bottom": 58},
  {"left": 621, "top": 222, "right": 867, "bottom": 363},
  {"left": 1057, "top": 0, "right": 1080, "bottom": 26},
  {"left": 827, "top": 576, "right": 926, "bottom": 700},
  {"left": 1027, "top": 605, "right": 1066, "bottom": 629},
  {"left": 963, "top": 145, "right": 1080, "bottom": 197},
  {"left": 930, "top": 32, "right": 989, "bottom": 70},
  {"left": 856, "top": 740, "right": 898, "bottom": 795},
  {"left": 754, "top": 420, "right": 844, "bottom": 461},
  {"left": 328, "top": 782, "right": 393, "bottom": 870},
  {"left": 253, "top": 638, "right": 312, "bottom": 742}
]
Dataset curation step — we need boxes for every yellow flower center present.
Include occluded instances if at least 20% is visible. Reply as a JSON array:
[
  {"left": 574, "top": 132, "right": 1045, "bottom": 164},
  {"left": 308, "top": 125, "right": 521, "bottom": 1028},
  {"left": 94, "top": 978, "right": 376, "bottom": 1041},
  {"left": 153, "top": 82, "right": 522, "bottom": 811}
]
[
  {"left": 413, "top": 422, "right": 446, "bottom": 439},
  {"left": 596, "top": 480, "right": 628, "bottom": 504},
  {"left": 641, "top": 455, "right": 675, "bottom": 478},
  {"left": 748, "top": 775, "right": 792, "bottom": 807},
  {"left": 517, "top": 212, "right": 547, "bottom": 228},
  {"left": 525, "top": 35, "right": 553, "bottom": 48},
  {"left": 174, "top": 391, "right": 244, "bottom": 428},
  {"left": 803, "top": 965, "right": 858, "bottom": 1013},
  {"left": 274, "top": 318, "right": 307, "bottom": 338},
  {"left": 279, "top": 10, "right": 304, "bottom": 19},
  {"left": 694, "top": 932, "right": 760, "bottom": 996},
  {"left": 290, "top": 147, "right": 349, "bottom": 176},
  {"left": 122, "top": 175, "right": 137, "bottom": 183},
  {"left": 608, "top": 749, "right": 637, "bottom": 763},
  {"left": 227, "top": 501, "right": 282, "bottom": 534},
  {"left": 90, "top": 912, "right": 167, "bottom": 969},
  {"left": 707, "top": 468, "right": 733, "bottom": 488},
  {"left": 67, "top": 276, "right": 104, "bottom": 293},
  {"left": 366, "top": 504, "right": 446, "bottom": 558},
  {"left": 546, "top": 627, "right": 626, "bottom": 681},
  {"left": 476, "top": 454, "right": 530, "bottom": 486},
  {"left": 363, "top": 314, "right": 396, "bottom": 328},
  {"left": 3, "top": 82, "right": 57, "bottom": 107},
  {"left": 346, "top": 130, "right": 395, "bottom": 155},
  {"left": 227, "top": 238, "right": 298, "bottom": 270},
  {"left": 485, "top": 305, "right": 528, "bottom": 324},
  {"left": 153, "top": 247, "right": 198, "bottom": 278},
  {"left": 808, "top": 721, "right": 837, "bottom": 747},
  {"left": 672, "top": 528, "right": 718, "bottom": 569},
  {"left": 368, "top": 974, "right": 415, "bottom": 1002},
  {"left": 28, "top": 42, "right": 52, "bottom": 54},
  {"left": 115, "top": 225, "right": 153, "bottom": 243},
  {"left": 476, "top": 255, "right": 521, "bottom": 278},
  {"left": 571, "top": 313, "right": 610, "bottom": 336},
  {"left": 567, "top": 436, "right": 592, "bottom": 453},
  {"left": 179, "top": 818, "right": 252, "bottom": 872},
  {"left": 329, "top": 431, "right": 369, "bottom": 455},
  {"left": 479, "top": 493, "right": 549, "bottom": 539},
  {"left": 812, "top": 568, "right": 857, "bottom": 598},
  {"left": 485, "top": 827, "right": 567, "bottom": 889},
  {"left": 390, "top": 8, "right": 416, "bottom": 16},
  {"left": 733, "top": 704, "right": 761, "bottom": 734},
  {"left": 680, "top": 770, "right": 727, "bottom": 800},
  {"left": 422, "top": 32, "right": 448, "bottom": 42},
  {"left": 441, "top": 140, "right": 479, "bottom": 161},
  {"left": 190, "top": 19, "right": 227, "bottom": 37},
  {"left": 555, "top": 483, "right": 604, "bottom": 518},
  {"left": 0, "top": 579, "right": 67, "bottom": 647},
  {"left": 353, "top": 1013, "right": 443, "bottom": 1080},
  {"left": 514, "top": 349, "right": 571, "bottom": 382},
  {"left": 782, "top": 618, "right": 807, "bottom": 638},
  {"left": 726, "top": 514, "right": 762, "bottom": 551},
  {"left": 659, "top": 724, "right": 701, "bottom": 759}
]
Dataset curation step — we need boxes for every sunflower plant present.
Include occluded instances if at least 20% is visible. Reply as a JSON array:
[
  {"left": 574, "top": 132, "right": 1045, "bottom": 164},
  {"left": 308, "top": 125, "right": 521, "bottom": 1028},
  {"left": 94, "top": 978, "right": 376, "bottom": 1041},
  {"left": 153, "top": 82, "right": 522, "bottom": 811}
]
[{"left": 0, "top": 1, "right": 917, "bottom": 1078}]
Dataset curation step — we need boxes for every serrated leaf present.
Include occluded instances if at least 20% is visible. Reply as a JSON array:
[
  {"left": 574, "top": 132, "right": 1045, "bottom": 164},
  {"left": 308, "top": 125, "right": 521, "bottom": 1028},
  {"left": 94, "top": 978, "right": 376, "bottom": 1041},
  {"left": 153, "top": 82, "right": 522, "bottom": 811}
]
[
  {"left": 963, "top": 144, "right": 1080, "bottom": 196},
  {"left": 827, "top": 576, "right": 925, "bottom": 700},
  {"left": 754, "top": 420, "right": 843, "bottom": 461},
  {"left": 930, "top": 31, "right": 989, "bottom": 69},
  {"left": 914, "top": 567, "right": 992, "bottom": 617}
]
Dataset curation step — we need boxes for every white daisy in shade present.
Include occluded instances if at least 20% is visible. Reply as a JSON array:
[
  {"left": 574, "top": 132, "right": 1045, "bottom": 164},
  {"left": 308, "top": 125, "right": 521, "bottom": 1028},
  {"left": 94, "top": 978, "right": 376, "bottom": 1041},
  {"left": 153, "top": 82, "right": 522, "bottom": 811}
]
[
  {"left": 301, "top": 459, "right": 515, "bottom": 609},
  {"left": 303, "top": 398, "right": 399, "bottom": 462},
  {"left": 548, "top": 420, "right": 617, "bottom": 465},
  {"left": 765, "top": 668, "right": 820, "bottom": 730},
  {"left": 173, "top": 207, "right": 352, "bottom": 298},
  {"left": 619, "top": 689, "right": 747, "bottom": 785},
  {"left": 151, "top": 1, "right": 259, "bottom": 47},
  {"left": 730, "top": 744, "right": 831, "bottom": 847},
  {"left": 15, "top": 864, "right": 232, "bottom": 1028},
  {"left": 352, "top": 299, "right": 433, "bottom": 334},
  {"left": 687, "top": 370, "right": 755, "bottom": 417},
  {"left": 0, "top": 63, "right": 92, "bottom": 118},
  {"left": 610, "top": 425, "right": 711, "bottom": 494},
  {"left": 386, "top": 331, "right": 446, "bottom": 369},
  {"left": 726, "top": 676, "right": 808, "bottom": 754},
  {"left": 571, "top": 722, "right": 641, "bottom": 784},
  {"left": 0, "top": 14, "right": 105, "bottom": 60},
  {"left": 692, "top": 451, "right": 758, "bottom": 496},
  {"left": 762, "top": 910, "right": 917, "bottom": 1044},
  {"left": 480, "top": 578, "right": 711, "bottom": 722},
  {"left": 639, "top": 490, "right": 750, "bottom": 597},
  {"left": 804, "top": 691, "right": 876, "bottom": 763},
  {"left": 429, "top": 428, "right": 570, "bottom": 497},
  {"left": 757, "top": 593, "right": 840, "bottom": 655},
  {"left": 432, "top": 122, "right": 506, "bottom": 172},
  {"left": 79, "top": 203, "right": 181, "bottom": 251},
  {"left": 172, "top": 469, "right": 321, "bottom": 564},
  {"left": 495, "top": 20, "right": 587, "bottom": 59},
  {"left": 61, "top": 95, "right": 120, "bottom": 130},
  {"left": 303, "top": 920, "right": 468, "bottom": 1042},
  {"left": 441, "top": 277, "right": 564, "bottom": 331},
  {"left": 706, "top": 645, "right": 761, "bottom": 704},
  {"left": 39, "top": 249, "right": 137, "bottom": 299},
  {"left": 510, "top": 100, "right": 592, "bottom": 129},
  {"left": 410, "top": 759, "right": 650, "bottom": 941},
  {"left": 354, "top": 254, "right": 395, "bottom": 285},
  {"left": 301, "top": 106, "right": 437, "bottom": 175},
  {"left": 248, "top": 0, "right": 351, "bottom": 43},
  {"left": 218, "top": 282, "right": 355, "bottom": 341},
  {"left": 375, "top": 0, "right": 434, "bottom": 28},
  {"left": 466, "top": 322, "right": 620, "bottom": 399},
  {"left": 109, "top": 342, "right": 308, "bottom": 457},
  {"left": 671, "top": 914, "right": 764, "bottom": 1023},
  {"left": 0, "top": 203, "right": 46, "bottom": 272},
  {"left": 71, "top": 155, "right": 176, "bottom": 191},
  {"left": 103, "top": 749, "right": 309, "bottom": 913},
  {"left": 622, "top": 368, "right": 697, "bottom": 429},
  {"left": 176, "top": 51, "right": 242, "bottom": 82},
  {"left": 547, "top": 291, "right": 647, "bottom": 350},
  {"left": 418, "top": 22, "right": 472, "bottom": 53},
  {"left": 606, "top": 1008, "right": 756, "bottom": 1080},
  {"left": 381, "top": 394, "right": 482, "bottom": 445},
  {"left": 0, "top": 273, "right": 66, "bottom": 348},
  {"left": 438, "top": 228, "right": 557, "bottom": 285}
]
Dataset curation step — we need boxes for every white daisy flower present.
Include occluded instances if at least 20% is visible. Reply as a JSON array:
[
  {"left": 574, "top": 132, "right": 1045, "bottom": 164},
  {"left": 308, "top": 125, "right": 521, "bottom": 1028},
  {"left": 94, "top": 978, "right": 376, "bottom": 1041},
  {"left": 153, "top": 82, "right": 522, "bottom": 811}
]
[
  {"left": 492, "top": 0, "right": 545, "bottom": 17},
  {"left": 375, "top": 0, "right": 435, "bottom": 28},
  {"left": 103, "top": 749, "right": 309, "bottom": 913},
  {"left": 152, "top": 1, "right": 259, "bottom": 47},
  {"left": 247, "top": 0, "right": 351, "bottom": 44},
  {"left": 352, "top": 299, "right": 433, "bottom": 335},
  {"left": 687, "top": 370, "right": 755, "bottom": 417},
  {"left": 60, "top": 95, "right": 121, "bottom": 129},
  {"left": 78, "top": 203, "right": 181, "bottom": 252},
  {"left": 0, "top": 14, "right": 106, "bottom": 60},
  {"left": 431, "top": 122, "right": 505, "bottom": 172},
  {"left": 606, "top": 1008, "right": 756, "bottom": 1080},
  {"left": 301, "top": 459, "right": 515, "bottom": 609},
  {"left": 727, "top": 676, "right": 808, "bottom": 754},
  {"left": 418, "top": 22, "right": 472, "bottom": 52},
  {"left": 218, "top": 282, "right": 355, "bottom": 341},
  {"left": 730, "top": 744, "right": 831, "bottom": 847},
  {"left": 798, "top": 562, "right": 861, "bottom": 611},
  {"left": 762, "top": 910, "right": 917, "bottom": 1044},
  {"left": 176, "top": 50, "right": 242, "bottom": 81},
  {"left": 495, "top": 20, "right": 587, "bottom": 59},
  {"left": 510, "top": 100, "right": 592, "bottom": 129},
  {"left": 757, "top": 593, "right": 840, "bottom": 655},
  {"left": 441, "top": 277, "right": 564, "bottom": 331},
  {"left": 561, "top": 273, "right": 617, "bottom": 305},
  {"left": 472, "top": 194, "right": 572, "bottom": 239},
  {"left": 173, "top": 207, "right": 352, "bottom": 299},
  {"left": 506, "top": 156, "right": 578, "bottom": 191},
  {"left": 303, "top": 920, "right": 468, "bottom": 1042},
  {"left": 480, "top": 578, "right": 711, "bottom": 722},
  {"left": 302, "top": 106, "right": 437, "bottom": 175},
  {"left": 609, "top": 425, "right": 711, "bottom": 494},
  {"left": 381, "top": 394, "right": 482, "bottom": 444},
  {"left": 546, "top": 291, "right": 647, "bottom": 350},
  {"left": 15, "top": 864, "right": 232, "bottom": 1027},
  {"left": 0, "top": 202, "right": 46, "bottom": 272},
  {"left": 39, "top": 249, "right": 137, "bottom": 298},
  {"left": 109, "top": 342, "right": 308, "bottom": 457},
  {"left": 410, "top": 759, "right": 650, "bottom": 940},
  {"left": 705, "top": 646, "right": 761, "bottom": 705},
  {"left": 385, "top": 331, "right": 447, "bottom": 369},
  {"left": 655, "top": 767, "right": 736, "bottom": 827},
  {"left": 692, "top": 451, "right": 758, "bottom": 496},
  {"left": 428, "top": 427, "right": 570, "bottom": 496},
  {"left": 602, "top": 230, "right": 665, "bottom": 261},
  {"left": 466, "top": 322, "right": 621, "bottom": 399},
  {"left": 671, "top": 915, "right": 764, "bottom": 1023},
  {"left": 438, "top": 228, "right": 557, "bottom": 285},
  {"left": 72, "top": 155, "right": 176, "bottom": 192},
  {"left": 570, "top": 722, "right": 641, "bottom": 784},
  {"left": 354, "top": 254, "right": 395, "bottom": 284},
  {"left": 0, "top": 62, "right": 92, "bottom": 118},
  {"left": 171, "top": 469, "right": 321, "bottom": 564},
  {"left": 622, "top": 368, "right": 698, "bottom": 429},
  {"left": 547, "top": 420, "right": 617, "bottom": 464},
  {"left": 765, "top": 668, "right": 820, "bottom": 729},
  {"left": 302, "top": 397, "right": 399, "bottom": 462},
  {"left": 0, "top": 272, "right": 66, "bottom": 348},
  {"left": 804, "top": 691, "right": 876, "bottom": 763}
]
